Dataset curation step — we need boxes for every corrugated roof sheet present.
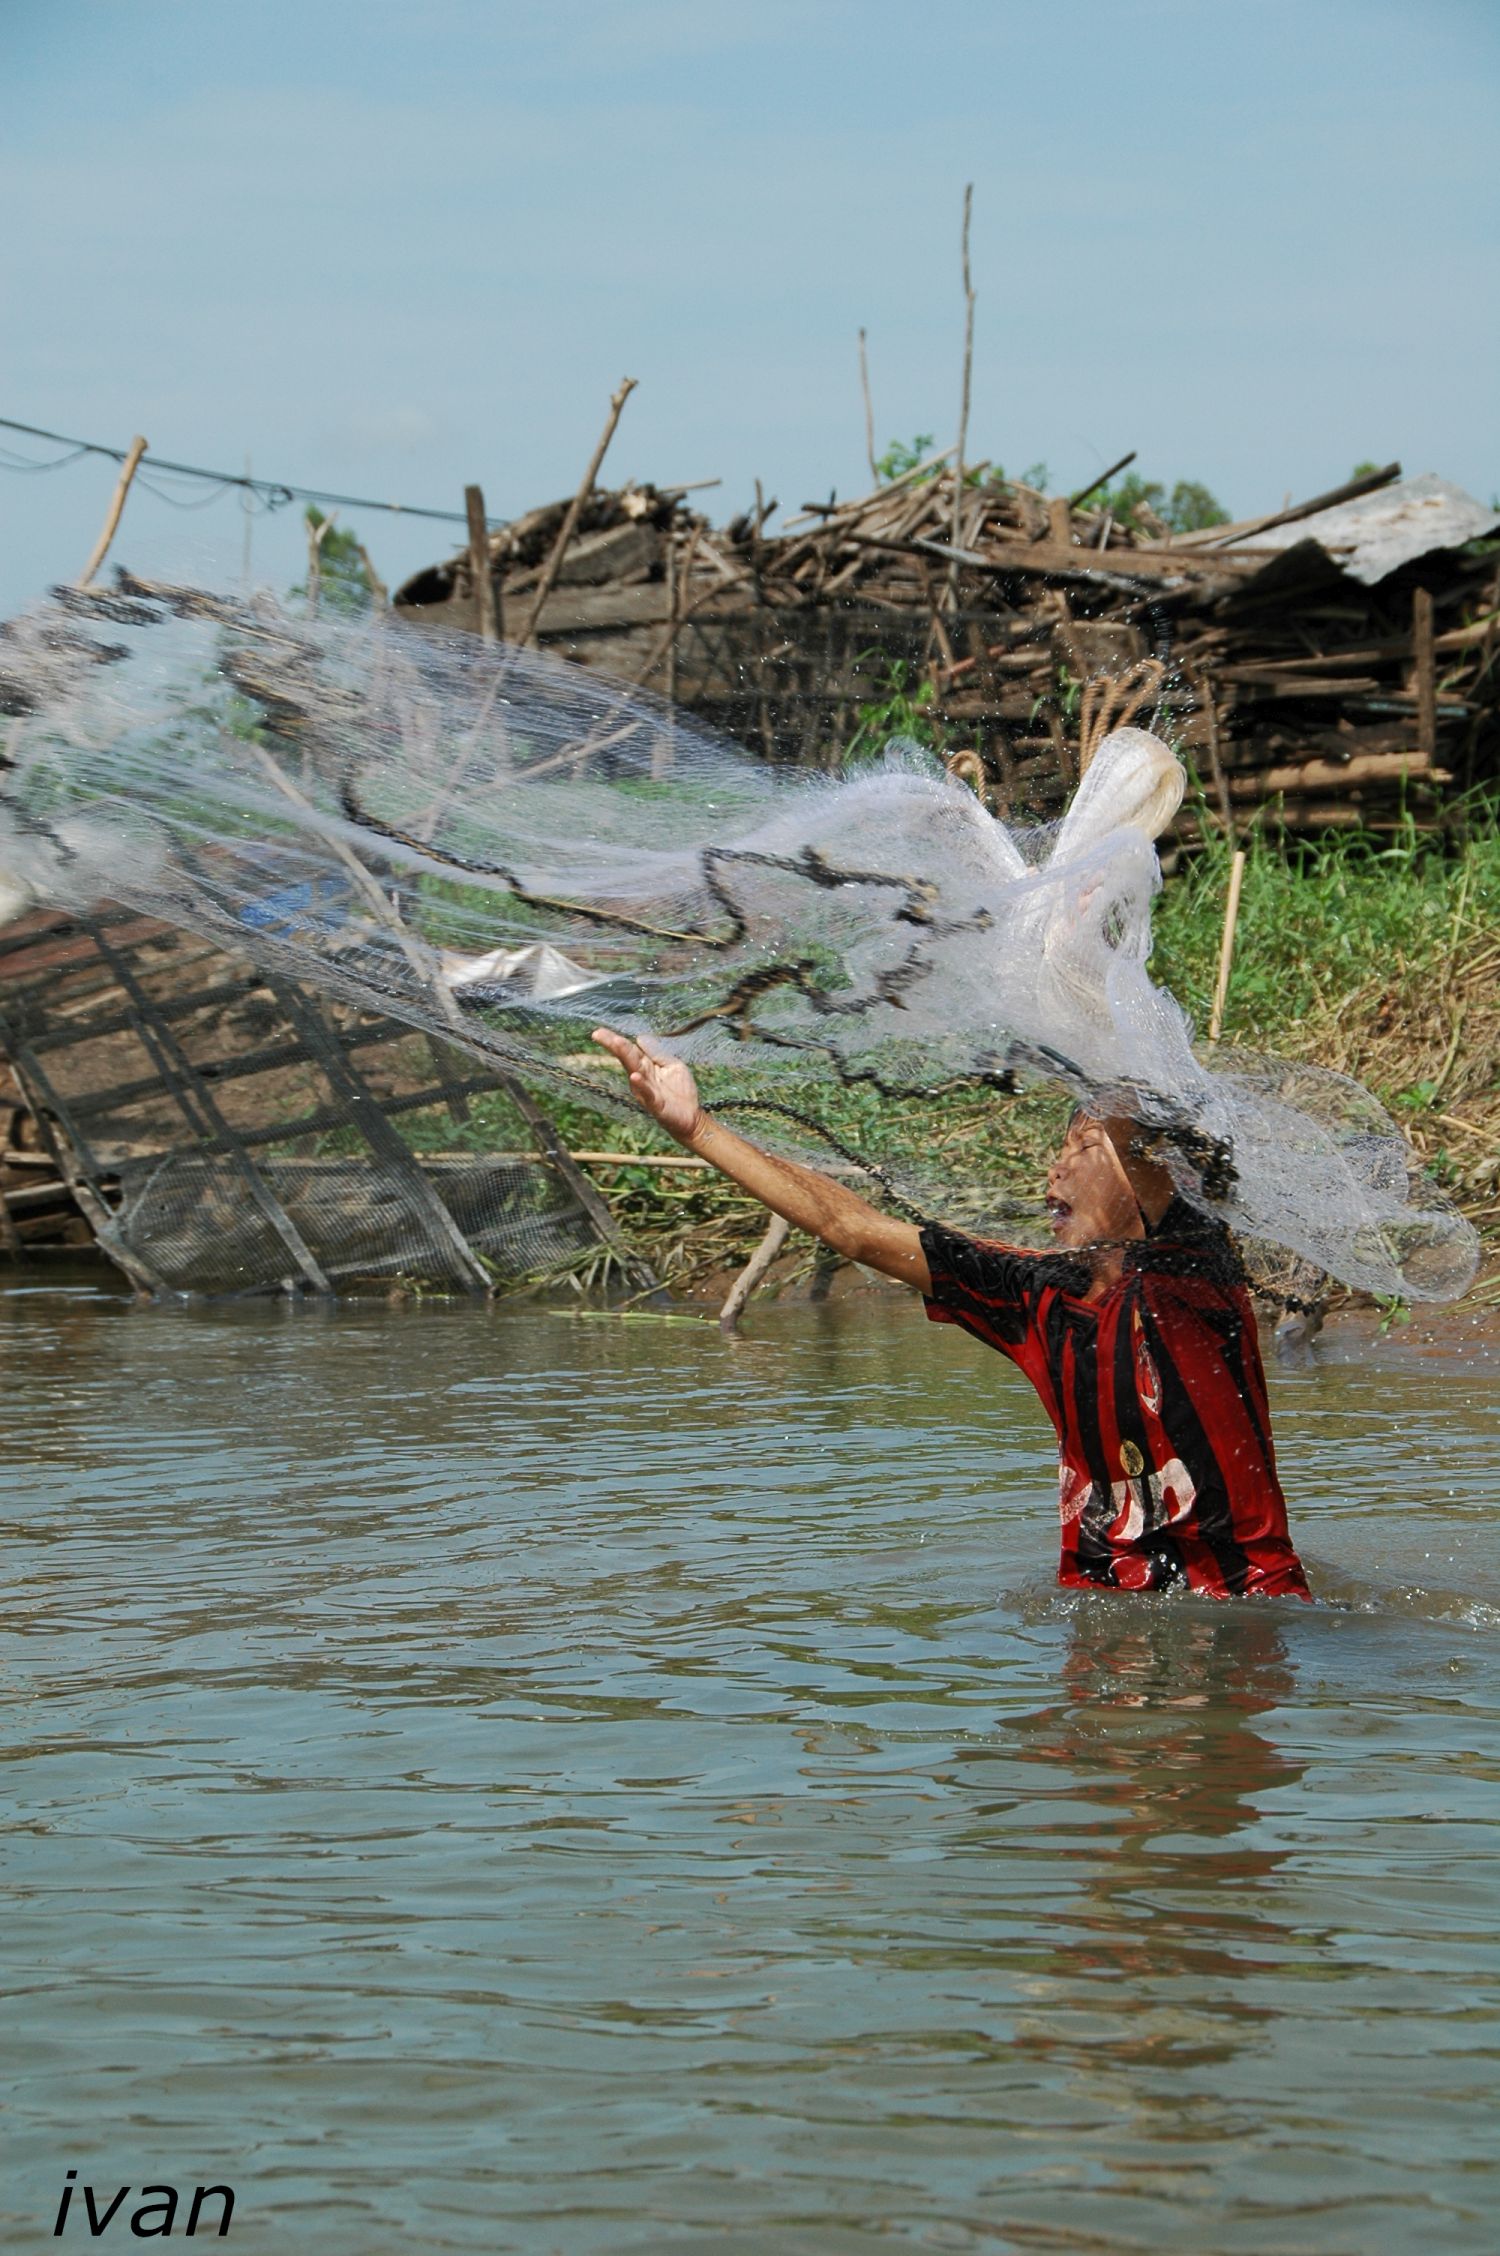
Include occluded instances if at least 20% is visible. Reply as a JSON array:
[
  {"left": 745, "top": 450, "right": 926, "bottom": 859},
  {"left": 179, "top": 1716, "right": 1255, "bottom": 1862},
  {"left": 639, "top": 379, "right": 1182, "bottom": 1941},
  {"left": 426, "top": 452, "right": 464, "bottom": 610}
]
[{"left": 1238, "top": 473, "right": 1499, "bottom": 586}]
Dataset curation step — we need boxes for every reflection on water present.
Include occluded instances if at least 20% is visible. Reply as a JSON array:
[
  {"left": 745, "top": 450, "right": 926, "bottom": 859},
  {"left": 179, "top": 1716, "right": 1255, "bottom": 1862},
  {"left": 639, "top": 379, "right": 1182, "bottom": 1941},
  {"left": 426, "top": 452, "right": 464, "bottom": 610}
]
[
  {"left": 1013, "top": 1603, "right": 1304, "bottom": 1987},
  {"left": 1, "top": 1278, "right": 1497, "bottom": 2254}
]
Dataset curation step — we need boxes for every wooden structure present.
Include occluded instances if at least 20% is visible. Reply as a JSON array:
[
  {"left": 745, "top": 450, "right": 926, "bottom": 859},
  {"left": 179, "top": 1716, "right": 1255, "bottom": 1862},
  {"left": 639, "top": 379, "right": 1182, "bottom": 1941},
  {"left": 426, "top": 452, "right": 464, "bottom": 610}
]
[
  {"left": 394, "top": 461, "right": 1500, "bottom": 833},
  {"left": 0, "top": 908, "right": 608, "bottom": 1295}
]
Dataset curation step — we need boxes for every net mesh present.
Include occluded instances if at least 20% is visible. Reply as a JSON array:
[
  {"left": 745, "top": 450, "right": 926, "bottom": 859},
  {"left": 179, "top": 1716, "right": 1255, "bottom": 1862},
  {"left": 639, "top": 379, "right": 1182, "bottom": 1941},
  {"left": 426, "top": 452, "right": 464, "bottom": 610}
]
[
  {"left": 0, "top": 575, "right": 1479, "bottom": 1302},
  {"left": 105, "top": 1150, "right": 593, "bottom": 1295},
  {"left": 0, "top": 906, "right": 597, "bottom": 1295}
]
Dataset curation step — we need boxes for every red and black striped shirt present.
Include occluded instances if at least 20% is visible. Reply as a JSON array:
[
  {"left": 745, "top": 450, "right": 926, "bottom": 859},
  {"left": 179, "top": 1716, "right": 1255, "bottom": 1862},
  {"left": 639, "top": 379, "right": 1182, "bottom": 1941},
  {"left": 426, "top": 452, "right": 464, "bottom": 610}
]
[{"left": 920, "top": 1200, "right": 1310, "bottom": 1599}]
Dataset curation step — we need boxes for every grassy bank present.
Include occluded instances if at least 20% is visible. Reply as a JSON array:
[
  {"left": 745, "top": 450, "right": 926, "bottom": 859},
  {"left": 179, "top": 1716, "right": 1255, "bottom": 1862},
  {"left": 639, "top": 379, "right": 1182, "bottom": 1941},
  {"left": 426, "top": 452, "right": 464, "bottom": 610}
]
[{"left": 405, "top": 807, "right": 1500, "bottom": 1304}]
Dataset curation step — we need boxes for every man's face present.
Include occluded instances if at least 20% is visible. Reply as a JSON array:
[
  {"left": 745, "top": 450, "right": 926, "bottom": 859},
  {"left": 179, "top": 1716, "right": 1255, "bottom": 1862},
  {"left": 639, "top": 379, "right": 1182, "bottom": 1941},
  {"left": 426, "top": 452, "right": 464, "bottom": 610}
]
[{"left": 1045, "top": 1115, "right": 1145, "bottom": 1248}]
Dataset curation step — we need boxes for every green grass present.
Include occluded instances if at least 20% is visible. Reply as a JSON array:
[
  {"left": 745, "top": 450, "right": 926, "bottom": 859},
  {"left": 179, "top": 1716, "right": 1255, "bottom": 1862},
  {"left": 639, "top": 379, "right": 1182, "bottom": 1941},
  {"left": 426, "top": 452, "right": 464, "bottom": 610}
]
[
  {"left": 1153, "top": 803, "right": 1500, "bottom": 1060},
  {"left": 380, "top": 803, "right": 1500, "bottom": 1291}
]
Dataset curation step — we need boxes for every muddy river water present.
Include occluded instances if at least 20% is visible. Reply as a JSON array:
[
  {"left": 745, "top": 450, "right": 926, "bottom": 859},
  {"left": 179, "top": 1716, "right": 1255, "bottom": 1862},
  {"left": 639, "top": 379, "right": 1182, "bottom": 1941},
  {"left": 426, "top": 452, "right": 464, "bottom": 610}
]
[{"left": 3, "top": 1277, "right": 1498, "bottom": 2254}]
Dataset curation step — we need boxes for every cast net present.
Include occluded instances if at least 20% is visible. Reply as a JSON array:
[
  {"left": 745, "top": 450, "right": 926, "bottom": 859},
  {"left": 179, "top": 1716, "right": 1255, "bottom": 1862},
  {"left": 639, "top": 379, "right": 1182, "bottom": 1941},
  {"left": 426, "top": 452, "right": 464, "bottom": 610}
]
[{"left": 0, "top": 576, "right": 1479, "bottom": 1301}]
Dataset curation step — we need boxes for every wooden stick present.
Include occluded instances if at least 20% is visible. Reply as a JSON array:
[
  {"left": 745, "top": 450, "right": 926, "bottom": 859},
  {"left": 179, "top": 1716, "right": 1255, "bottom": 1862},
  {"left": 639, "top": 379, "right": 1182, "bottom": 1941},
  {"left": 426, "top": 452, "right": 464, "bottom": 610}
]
[
  {"left": 1199, "top": 673, "right": 1238, "bottom": 844},
  {"left": 948, "top": 185, "right": 976, "bottom": 610},
  {"left": 1412, "top": 585, "right": 1436, "bottom": 764},
  {"left": 858, "top": 327, "right": 878, "bottom": 487},
  {"left": 1208, "top": 848, "right": 1247, "bottom": 1043},
  {"left": 1067, "top": 450, "right": 1136, "bottom": 511},
  {"left": 663, "top": 533, "right": 679, "bottom": 712},
  {"left": 0, "top": 1178, "right": 25, "bottom": 1259},
  {"left": 77, "top": 435, "right": 147, "bottom": 587},
  {"left": 751, "top": 476, "right": 769, "bottom": 608},
  {"left": 1428, "top": 1002, "right": 1468, "bottom": 1106},
  {"left": 571, "top": 1150, "right": 710, "bottom": 1169},
  {"left": 783, "top": 444, "right": 955, "bottom": 526},
  {"left": 465, "top": 483, "right": 498, "bottom": 641},
  {"left": 718, "top": 1211, "right": 790, "bottom": 1335},
  {"left": 517, "top": 376, "right": 638, "bottom": 646},
  {"left": 494, "top": 1067, "right": 655, "bottom": 1287},
  {"left": 355, "top": 541, "right": 388, "bottom": 608},
  {"left": 0, "top": 1049, "right": 165, "bottom": 1295},
  {"left": 1174, "top": 461, "right": 1401, "bottom": 551},
  {"left": 305, "top": 511, "right": 334, "bottom": 615},
  {"left": 1229, "top": 751, "right": 1444, "bottom": 795}
]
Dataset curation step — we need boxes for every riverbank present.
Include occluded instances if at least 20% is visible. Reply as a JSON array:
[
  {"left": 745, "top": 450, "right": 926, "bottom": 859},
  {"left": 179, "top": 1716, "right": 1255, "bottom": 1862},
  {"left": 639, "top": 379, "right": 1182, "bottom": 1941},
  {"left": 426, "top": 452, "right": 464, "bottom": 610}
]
[
  {"left": 487, "top": 807, "right": 1500, "bottom": 1315},
  {"left": 3, "top": 812, "right": 1493, "bottom": 1318}
]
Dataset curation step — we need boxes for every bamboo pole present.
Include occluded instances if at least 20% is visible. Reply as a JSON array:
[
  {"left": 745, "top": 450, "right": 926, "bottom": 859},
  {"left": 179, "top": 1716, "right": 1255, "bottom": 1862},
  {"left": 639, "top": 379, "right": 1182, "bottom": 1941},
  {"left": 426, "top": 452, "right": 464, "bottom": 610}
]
[
  {"left": 948, "top": 186, "right": 975, "bottom": 611},
  {"left": 1412, "top": 585, "right": 1436, "bottom": 766},
  {"left": 77, "top": 435, "right": 147, "bottom": 587},
  {"left": 465, "top": 483, "right": 498, "bottom": 640},
  {"left": 858, "top": 327, "right": 878, "bottom": 487},
  {"left": 1208, "top": 848, "right": 1247, "bottom": 1044},
  {"left": 517, "top": 376, "right": 638, "bottom": 646},
  {"left": 1199, "top": 673, "right": 1238, "bottom": 845},
  {"left": 355, "top": 540, "right": 388, "bottom": 608},
  {"left": 718, "top": 1211, "right": 790, "bottom": 1335},
  {"left": 1068, "top": 450, "right": 1137, "bottom": 511},
  {"left": 664, "top": 533, "right": 679, "bottom": 707},
  {"left": 305, "top": 511, "right": 334, "bottom": 615}
]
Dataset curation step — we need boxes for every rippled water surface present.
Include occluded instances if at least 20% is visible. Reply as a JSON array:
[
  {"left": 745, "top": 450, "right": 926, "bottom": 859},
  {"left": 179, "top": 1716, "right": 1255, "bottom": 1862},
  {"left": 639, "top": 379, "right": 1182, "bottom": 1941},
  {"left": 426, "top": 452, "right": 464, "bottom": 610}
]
[{"left": 4, "top": 1277, "right": 1499, "bottom": 2254}]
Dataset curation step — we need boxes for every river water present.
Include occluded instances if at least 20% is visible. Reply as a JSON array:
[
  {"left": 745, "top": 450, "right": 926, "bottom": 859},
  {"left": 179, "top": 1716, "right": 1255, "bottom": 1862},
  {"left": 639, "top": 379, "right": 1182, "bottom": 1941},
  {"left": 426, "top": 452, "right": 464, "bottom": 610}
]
[{"left": 3, "top": 1275, "right": 1498, "bottom": 2254}]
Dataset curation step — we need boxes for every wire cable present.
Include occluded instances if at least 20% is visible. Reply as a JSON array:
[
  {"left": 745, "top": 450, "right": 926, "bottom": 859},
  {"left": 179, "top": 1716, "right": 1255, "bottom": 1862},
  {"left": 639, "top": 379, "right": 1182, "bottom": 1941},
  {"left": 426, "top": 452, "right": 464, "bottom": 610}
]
[{"left": 0, "top": 413, "right": 497, "bottom": 527}]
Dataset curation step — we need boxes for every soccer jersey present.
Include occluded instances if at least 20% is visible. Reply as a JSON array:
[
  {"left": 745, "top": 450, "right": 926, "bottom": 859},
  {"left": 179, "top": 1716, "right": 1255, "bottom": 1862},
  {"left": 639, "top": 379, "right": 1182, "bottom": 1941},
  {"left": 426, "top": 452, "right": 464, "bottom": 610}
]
[{"left": 920, "top": 1200, "right": 1310, "bottom": 1599}]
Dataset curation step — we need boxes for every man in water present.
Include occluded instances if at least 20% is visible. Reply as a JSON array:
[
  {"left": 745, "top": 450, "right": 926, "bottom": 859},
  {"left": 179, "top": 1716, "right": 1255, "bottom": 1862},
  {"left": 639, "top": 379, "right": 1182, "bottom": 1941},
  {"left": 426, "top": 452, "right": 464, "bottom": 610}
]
[{"left": 594, "top": 1026, "right": 1310, "bottom": 1602}]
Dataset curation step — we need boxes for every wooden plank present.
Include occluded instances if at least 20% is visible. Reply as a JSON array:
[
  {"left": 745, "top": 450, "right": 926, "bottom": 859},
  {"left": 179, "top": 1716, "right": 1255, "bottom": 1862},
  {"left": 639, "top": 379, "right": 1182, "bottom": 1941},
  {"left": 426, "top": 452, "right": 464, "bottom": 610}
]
[
  {"left": 1412, "top": 586, "right": 1437, "bottom": 765},
  {"left": 530, "top": 581, "right": 678, "bottom": 634},
  {"left": 0, "top": 1040, "right": 168, "bottom": 1294},
  {"left": 1214, "top": 672, "right": 1385, "bottom": 697},
  {"left": 1228, "top": 751, "right": 1444, "bottom": 796},
  {"left": 83, "top": 922, "right": 335, "bottom": 1293},
  {"left": 0, "top": 1176, "right": 23, "bottom": 1256},
  {"left": 550, "top": 520, "right": 659, "bottom": 587},
  {"left": 841, "top": 532, "right": 1258, "bottom": 585},
  {"left": 1156, "top": 461, "right": 1402, "bottom": 550},
  {"left": 265, "top": 976, "right": 493, "bottom": 1295},
  {"left": 465, "top": 484, "right": 499, "bottom": 642},
  {"left": 94, "top": 1071, "right": 520, "bottom": 1161}
]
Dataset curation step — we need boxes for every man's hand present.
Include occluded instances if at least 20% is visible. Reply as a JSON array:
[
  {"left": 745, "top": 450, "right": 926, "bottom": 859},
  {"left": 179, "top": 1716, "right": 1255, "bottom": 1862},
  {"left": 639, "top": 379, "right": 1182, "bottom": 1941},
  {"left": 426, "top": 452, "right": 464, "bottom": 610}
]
[
  {"left": 592, "top": 1026, "right": 704, "bottom": 1146},
  {"left": 593, "top": 1023, "right": 931, "bottom": 1292}
]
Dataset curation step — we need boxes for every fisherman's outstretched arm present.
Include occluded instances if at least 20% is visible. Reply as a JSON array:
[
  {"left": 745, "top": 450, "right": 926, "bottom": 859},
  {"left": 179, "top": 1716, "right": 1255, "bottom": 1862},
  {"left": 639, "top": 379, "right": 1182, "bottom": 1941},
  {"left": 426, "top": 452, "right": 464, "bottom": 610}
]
[{"left": 592, "top": 1026, "right": 931, "bottom": 1292}]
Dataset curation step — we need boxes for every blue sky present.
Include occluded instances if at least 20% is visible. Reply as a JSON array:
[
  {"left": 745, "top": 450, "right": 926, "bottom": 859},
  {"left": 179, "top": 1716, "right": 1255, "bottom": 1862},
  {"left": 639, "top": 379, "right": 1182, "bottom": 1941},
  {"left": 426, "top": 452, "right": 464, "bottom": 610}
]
[{"left": 2, "top": 0, "right": 1496, "bottom": 614}]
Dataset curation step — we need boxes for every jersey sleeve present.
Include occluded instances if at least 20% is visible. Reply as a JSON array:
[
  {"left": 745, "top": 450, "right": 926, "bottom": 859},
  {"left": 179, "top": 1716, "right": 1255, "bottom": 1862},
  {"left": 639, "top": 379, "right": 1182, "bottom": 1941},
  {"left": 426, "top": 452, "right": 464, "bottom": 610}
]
[{"left": 919, "top": 1221, "right": 1045, "bottom": 1353}]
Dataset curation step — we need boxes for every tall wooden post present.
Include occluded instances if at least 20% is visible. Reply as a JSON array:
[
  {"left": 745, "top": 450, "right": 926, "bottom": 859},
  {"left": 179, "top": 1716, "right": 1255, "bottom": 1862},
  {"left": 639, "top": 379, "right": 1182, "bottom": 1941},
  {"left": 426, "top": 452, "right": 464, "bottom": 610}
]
[
  {"left": 465, "top": 484, "right": 499, "bottom": 641},
  {"left": 719, "top": 1213, "right": 790, "bottom": 1334},
  {"left": 517, "top": 376, "right": 638, "bottom": 647},
  {"left": 78, "top": 435, "right": 148, "bottom": 587},
  {"left": 1412, "top": 585, "right": 1436, "bottom": 766},
  {"left": 1208, "top": 849, "right": 1248, "bottom": 1045},
  {"left": 947, "top": 184, "right": 975, "bottom": 613},
  {"left": 1199, "top": 672, "right": 1238, "bottom": 846}
]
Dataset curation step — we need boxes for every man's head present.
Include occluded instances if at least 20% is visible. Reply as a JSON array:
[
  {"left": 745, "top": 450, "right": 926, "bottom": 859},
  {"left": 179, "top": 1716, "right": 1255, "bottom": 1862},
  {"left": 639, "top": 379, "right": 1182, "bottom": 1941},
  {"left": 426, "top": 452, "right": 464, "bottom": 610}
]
[{"left": 1046, "top": 1111, "right": 1150, "bottom": 1249}]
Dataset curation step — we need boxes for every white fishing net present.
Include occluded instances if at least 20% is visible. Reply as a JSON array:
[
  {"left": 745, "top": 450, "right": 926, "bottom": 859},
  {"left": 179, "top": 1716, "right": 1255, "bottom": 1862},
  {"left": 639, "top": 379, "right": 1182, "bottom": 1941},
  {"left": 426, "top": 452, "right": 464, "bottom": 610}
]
[{"left": 0, "top": 577, "right": 1478, "bottom": 1301}]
